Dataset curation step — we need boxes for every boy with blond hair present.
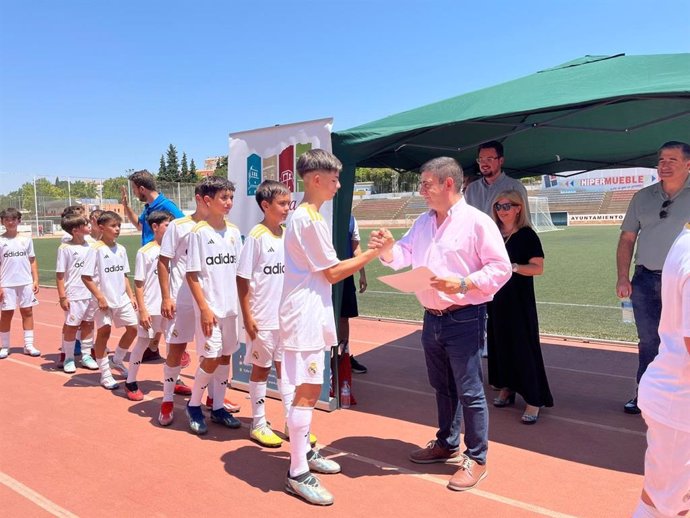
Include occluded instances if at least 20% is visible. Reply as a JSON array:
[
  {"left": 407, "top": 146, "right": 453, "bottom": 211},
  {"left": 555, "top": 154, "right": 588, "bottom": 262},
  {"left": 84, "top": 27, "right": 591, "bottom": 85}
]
[
  {"left": 56, "top": 213, "right": 98, "bottom": 372},
  {"left": 280, "top": 149, "right": 384, "bottom": 505},
  {"left": 124, "top": 210, "right": 173, "bottom": 401},
  {"left": 0, "top": 208, "right": 40, "bottom": 359},
  {"left": 185, "top": 177, "right": 243, "bottom": 434},
  {"left": 81, "top": 211, "right": 138, "bottom": 389}
]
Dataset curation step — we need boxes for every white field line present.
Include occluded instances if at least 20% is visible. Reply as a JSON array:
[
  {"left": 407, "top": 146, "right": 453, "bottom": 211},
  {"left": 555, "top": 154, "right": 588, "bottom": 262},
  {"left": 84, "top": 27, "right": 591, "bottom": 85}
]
[{"left": 0, "top": 471, "right": 79, "bottom": 518}]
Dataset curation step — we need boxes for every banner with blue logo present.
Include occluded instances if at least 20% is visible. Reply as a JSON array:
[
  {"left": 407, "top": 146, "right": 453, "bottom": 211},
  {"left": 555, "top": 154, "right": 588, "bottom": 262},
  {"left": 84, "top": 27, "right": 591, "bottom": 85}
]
[{"left": 228, "top": 118, "right": 336, "bottom": 411}]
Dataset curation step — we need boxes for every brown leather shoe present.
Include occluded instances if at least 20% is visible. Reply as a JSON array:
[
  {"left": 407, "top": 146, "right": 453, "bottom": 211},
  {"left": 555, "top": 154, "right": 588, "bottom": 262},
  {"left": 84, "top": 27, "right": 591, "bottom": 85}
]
[
  {"left": 409, "top": 440, "right": 462, "bottom": 464},
  {"left": 448, "top": 456, "right": 487, "bottom": 491}
]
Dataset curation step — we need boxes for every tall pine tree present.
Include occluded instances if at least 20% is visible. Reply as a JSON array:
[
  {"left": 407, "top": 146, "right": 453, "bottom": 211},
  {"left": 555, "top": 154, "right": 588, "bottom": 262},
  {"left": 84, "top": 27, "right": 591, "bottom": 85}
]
[
  {"left": 160, "top": 144, "right": 180, "bottom": 182},
  {"left": 159, "top": 155, "right": 166, "bottom": 176},
  {"left": 180, "top": 152, "right": 190, "bottom": 182},
  {"left": 189, "top": 158, "right": 197, "bottom": 179}
]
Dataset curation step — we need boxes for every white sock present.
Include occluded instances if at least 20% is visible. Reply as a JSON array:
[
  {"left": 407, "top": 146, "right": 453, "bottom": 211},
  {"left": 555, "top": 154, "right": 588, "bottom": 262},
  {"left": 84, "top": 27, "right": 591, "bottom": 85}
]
[
  {"left": 1, "top": 331, "right": 9, "bottom": 348},
  {"left": 113, "top": 346, "right": 127, "bottom": 364},
  {"left": 127, "top": 337, "right": 148, "bottom": 383},
  {"left": 97, "top": 356, "right": 112, "bottom": 379},
  {"left": 24, "top": 330, "right": 34, "bottom": 348},
  {"left": 212, "top": 363, "right": 230, "bottom": 411},
  {"left": 249, "top": 381, "right": 267, "bottom": 429},
  {"left": 163, "top": 364, "right": 182, "bottom": 403},
  {"left": 80, "top": 336, "right": 93, "bottom": 356},
  {"left": 278, "top": 378, "right": 295, "bottom": 421},
  {"left": 62, "top": 339, "right": 76, "bottom": 360},
  {"left": 190, "top": 367, "right": 213, "bottom": 407},
  {"left": 288, "top": 406, "right": 313, "bottom": 477}
]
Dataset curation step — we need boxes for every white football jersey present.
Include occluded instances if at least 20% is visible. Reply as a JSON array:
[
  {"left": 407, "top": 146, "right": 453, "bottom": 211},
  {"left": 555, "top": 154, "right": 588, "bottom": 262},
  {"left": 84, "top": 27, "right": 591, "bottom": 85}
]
[
  {"left": 0, "top": 235, "right": 35, "bottom": 288},
  {"left": 159, "top": 215, "right": 196, "bottom": 307},
  {"left": 82, "top": 241, "right": 131, "bottom": 308},
  {"left": 55, "top": 242, "right": 91, "bottom": 300},
  {"left": 279, "top": 205, "right": 339, "bottom": 352},
  {"left": 135, "top": 241, "right": 162, "bottom": 316},
  {"left": 236, "top": 224, "right": 284, "bottom": 330},
  {"left": 186, "top": 220, "right": 242, "bottom": 318}
]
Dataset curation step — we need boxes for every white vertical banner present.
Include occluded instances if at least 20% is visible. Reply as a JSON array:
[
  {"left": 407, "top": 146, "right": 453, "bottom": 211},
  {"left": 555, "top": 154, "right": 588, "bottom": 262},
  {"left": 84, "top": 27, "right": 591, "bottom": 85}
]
[
  {"left": 228, "top": 117, "right": 334, "bottom": 239},
  {"left": 227, "top": 117, "right": 337, "bottom": 411}
]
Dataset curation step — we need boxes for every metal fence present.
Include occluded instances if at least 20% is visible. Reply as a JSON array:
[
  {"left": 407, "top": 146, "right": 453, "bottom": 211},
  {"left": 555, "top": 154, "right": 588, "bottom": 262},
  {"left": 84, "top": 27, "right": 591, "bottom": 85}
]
[{"left": 0, "top": 181, "right": 200, "bottom": 236}]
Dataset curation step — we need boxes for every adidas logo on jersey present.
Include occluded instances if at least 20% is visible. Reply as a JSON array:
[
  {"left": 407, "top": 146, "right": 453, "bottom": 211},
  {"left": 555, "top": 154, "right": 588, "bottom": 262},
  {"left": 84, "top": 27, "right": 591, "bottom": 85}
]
[
  {"left": 74, "top": 260, "right": 85, "bottom": 268},
  {"left": 267, "top": 246, "right": 275, "bottom": 253},
  {"left": 104, "top": 254, "right": 110, "bottom": 258},
  {"left": 207, "top": 239, "right": 215, "bottom": 245},
  {"left": 205, "top": 253, "right": 236, "bottom": 265},
  {"left": 263, "top": 263, "right": 285, "bottom": 275},
  {"left": 3, "top": 251, "right": 27, "bottom": 257},
  {"left": 104, "top": 265, "right": 124, "bottom": 273},
  {"left": 72, "top": 251, "right": 79, "bottom": 256}
]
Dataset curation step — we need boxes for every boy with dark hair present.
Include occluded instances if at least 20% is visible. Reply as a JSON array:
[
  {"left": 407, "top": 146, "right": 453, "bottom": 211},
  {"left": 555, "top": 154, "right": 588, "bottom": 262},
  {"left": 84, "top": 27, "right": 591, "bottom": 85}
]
[
  {"left": 124, "top": 210, "right": 174, "bottom": 401},
  {"left": 280, "top": 149, "right": 384, "bottom": 505},
  {"left": 237, "top": 180, "right": 292, "bottom": 447},
  {"left": 88, "top": 209, "right": 103, "bottom": 242},
  {"left": 81, "top": 211, "right": 138, "bottom": 389},
  {"left": 0, "top": 208, "right": 40, "bottom": 359},
  {"left": 56, "top": 213, "right": 98, "bottom": 372},
  {"left": 185, "top": 177, "right": 243, "bottom": 434}
]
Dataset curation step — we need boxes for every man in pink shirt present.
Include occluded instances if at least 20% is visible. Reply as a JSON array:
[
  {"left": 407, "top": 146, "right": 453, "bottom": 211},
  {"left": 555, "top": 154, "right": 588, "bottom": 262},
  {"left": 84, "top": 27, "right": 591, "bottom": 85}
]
[{"left": 373, "top": 157, "right": 511, "bottom": 491}]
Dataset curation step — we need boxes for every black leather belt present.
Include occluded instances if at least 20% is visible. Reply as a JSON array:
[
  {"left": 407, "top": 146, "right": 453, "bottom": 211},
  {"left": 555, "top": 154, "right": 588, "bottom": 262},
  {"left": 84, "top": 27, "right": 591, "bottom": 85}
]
[{"left": 424, "top": 304, "right": 469, "bottom": 316}]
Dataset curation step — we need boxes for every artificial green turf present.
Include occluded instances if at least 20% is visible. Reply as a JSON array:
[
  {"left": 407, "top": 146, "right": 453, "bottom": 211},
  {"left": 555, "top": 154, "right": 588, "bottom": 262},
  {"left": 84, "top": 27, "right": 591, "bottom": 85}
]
[{"left": 33, "top": 227, "right": 638, "bottom": 342}]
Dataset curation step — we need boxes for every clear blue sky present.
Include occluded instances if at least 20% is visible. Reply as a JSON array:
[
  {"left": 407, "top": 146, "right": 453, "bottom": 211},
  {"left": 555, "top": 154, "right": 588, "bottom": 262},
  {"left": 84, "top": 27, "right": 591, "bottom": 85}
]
[{"left": 1, "top": 0, "right": 688, "bottom": 193}]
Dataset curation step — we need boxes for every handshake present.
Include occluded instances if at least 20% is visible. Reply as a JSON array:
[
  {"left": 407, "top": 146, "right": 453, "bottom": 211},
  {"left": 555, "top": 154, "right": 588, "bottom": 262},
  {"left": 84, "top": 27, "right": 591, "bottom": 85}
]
[{"left": 368, "top": 228, "right": 395, "bottom": 258}]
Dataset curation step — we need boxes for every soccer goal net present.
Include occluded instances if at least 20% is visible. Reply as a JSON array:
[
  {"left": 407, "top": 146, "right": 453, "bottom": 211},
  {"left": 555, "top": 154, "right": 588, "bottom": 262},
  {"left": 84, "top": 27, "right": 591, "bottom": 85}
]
[{"left": 528, "top": 196, "right": 558, "bottom": 233}]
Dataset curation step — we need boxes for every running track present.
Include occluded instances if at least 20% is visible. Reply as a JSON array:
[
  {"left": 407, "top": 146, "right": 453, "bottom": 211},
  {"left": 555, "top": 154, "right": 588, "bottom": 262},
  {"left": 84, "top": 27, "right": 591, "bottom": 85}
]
[{"left": 0, "top": 288, "right": 645, "bottom": 517}]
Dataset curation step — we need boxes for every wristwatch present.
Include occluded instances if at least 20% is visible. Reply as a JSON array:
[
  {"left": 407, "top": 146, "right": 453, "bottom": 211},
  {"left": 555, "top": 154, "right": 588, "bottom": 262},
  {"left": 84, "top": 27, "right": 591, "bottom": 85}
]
[
  {"left": 511, "top": 263, "right": 519, "bottom": 273},
  {"left": 458, "top": 277, "right": 468, "bottom": 294}
]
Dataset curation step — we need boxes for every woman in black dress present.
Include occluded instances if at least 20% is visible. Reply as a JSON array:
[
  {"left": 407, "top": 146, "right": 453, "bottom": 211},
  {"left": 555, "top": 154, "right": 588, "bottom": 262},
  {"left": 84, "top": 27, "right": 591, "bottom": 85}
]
[{"left": 488, "top": 190, "right": 553, "bottom": 424}]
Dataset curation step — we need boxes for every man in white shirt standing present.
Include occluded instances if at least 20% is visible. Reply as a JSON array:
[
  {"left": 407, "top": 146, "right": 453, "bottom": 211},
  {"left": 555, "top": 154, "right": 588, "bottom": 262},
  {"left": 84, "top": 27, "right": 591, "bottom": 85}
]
[
  {"left": 374, "top": 157, "right": 511, "bottom": 491},
  {"left": 634, "top": 222, "right": 690, "bottom": 518}
]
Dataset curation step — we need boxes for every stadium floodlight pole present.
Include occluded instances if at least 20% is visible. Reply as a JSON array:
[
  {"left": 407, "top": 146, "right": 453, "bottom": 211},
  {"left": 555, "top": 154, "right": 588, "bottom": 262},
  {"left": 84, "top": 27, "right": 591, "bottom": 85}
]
[
  {"left": 33, "top": 175, "right": 39, "bottom": 237},
  {"left": 67, "top": 177, "right": 72, "bottom": 206}
]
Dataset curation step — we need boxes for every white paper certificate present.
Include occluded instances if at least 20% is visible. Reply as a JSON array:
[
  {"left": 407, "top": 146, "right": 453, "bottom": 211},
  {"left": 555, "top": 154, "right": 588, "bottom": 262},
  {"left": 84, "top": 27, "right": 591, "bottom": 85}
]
[{"left": 378, "top": 267, "right": 436, "bottom": 293}]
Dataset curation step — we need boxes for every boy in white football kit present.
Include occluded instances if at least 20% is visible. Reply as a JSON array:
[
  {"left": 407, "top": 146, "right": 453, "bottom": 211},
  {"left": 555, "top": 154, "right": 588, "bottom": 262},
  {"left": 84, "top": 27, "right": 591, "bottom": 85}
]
[
  {"left": 634, "top": 221, "right": 690, "bottom": 518},
  {"left": 125, "top": 210, "right": 174, "bottom": 402},
  {"left": 157, "top": 207, "right": 203, "bottom": 426},
  {"left": 185, "top": 177, "right": 243, "bottom": 434},
  {"left": 237, "top": 180, "right": 293, "bottom": 448},
  {"left": 0, "top": 208, "right": 40, "bottom": 359},
  {"left": 55, "top": 213, "right": 98, "bottom": 372},
  {"left": 82, "top": 211, "right": 138, "bottom": 390},
  {"left": 280, "top": 150, "right": 384, "bottom": 506}
]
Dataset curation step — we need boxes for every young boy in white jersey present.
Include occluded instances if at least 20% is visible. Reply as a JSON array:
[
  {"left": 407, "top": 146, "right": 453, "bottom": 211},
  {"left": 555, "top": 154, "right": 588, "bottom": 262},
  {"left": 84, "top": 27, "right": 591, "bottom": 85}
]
[
  {"left": 0, "top": 208, "right": 40, "bottom": 359},
  {"left": 280, "top": 150, "right": 384, "bottom": 505},
  {"left": 55, "top": 213, "right": 98, "bottom": 372},
  {"left": 237, "top": 180, "right": 292, "bottom": 448},
  {"left": 81, "top": 211, "right": 138, "bottom": 389},
  {"left": 157, "top": 187, "right": 207, "bottom": 426},
  {"left": 58, "top": 206, "right": 97, "bottom": 366},
  {"left": 185, "top": 176, "right": 243, "bottom": 434},
  {"left": 124, "top": 210, "right": 173, "bottom": 401}
]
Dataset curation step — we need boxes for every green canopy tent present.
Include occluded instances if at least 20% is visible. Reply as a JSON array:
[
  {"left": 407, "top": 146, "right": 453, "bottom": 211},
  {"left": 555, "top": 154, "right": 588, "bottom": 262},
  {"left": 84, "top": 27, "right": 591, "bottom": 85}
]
[{"left": 330, "top": 53, "right": 690, "bottom": 254}]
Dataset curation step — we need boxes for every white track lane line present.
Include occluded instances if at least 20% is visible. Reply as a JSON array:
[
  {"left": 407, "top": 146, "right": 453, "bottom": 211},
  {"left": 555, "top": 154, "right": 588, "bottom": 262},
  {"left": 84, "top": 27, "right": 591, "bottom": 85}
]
[
  {"left": 0, "top": 471, "right": 79, "bottom": 518},
  {"left": 4, "top": 355, "right": 627, "bottom": 516}
]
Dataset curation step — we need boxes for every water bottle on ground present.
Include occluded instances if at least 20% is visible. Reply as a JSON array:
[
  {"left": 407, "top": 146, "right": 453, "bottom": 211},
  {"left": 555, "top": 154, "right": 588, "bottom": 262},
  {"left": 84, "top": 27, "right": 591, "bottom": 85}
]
[
  {"left": 340, "top": 381, "right": 351, "bottom": 409},
  {"left": 621, "top": 298, "right": 634, "bottom": 324}
]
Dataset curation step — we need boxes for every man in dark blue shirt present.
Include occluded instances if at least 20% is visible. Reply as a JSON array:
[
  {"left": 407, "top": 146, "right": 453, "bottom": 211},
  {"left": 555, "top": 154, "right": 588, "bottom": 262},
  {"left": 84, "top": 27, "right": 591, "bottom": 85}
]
[
  {"left": 120, "top": 169, "right": 185, "bottom": 365},
  {"left": 121, "top": 170, "right": 184, "bottom": 245}
]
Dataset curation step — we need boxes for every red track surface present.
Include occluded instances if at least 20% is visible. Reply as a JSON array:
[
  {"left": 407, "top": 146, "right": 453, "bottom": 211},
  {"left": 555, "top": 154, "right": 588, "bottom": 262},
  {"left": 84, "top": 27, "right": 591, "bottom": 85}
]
[{"left": 1, "top": 288, "right": 644, "bottom": 517}]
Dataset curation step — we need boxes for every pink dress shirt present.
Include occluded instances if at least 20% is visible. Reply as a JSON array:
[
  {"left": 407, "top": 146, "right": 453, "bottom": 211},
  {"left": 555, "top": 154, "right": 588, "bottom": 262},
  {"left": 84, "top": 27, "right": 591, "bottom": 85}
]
[{"left": 382, "top": 197, "right": 511, "bottom": 309}]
